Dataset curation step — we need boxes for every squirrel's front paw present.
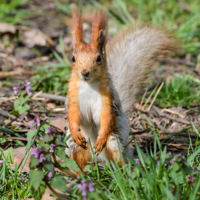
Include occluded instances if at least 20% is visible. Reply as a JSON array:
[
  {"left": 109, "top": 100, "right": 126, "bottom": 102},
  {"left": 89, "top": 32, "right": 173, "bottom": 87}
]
[
  {"left": 93, "top": 137, "right": 107, "bottom": 153},
  {"left": 72, "top": 131, "right": 87, "bottom": 150}
]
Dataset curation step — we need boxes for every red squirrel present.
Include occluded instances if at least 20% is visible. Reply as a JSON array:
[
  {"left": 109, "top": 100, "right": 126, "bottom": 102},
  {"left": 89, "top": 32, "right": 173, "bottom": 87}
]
[{"left": 65, "top": 8, "right": 176, "bottom": 171}]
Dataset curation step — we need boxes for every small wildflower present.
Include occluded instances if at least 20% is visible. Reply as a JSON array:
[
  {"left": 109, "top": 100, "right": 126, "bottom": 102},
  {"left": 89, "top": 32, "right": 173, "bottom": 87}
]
[
  {"left": 192, "top": 178, "right": 194, "bottom": 182},
  {"left": 45, "top": 127, "right": 51, "bottom": 134},
  {"left": 170, "top": 160, "right": 174, "bottom": 165},
  {"left": 157, "top": 161, "right": 160, "bottom": 165},
  {"left": 31, "top": 148, "right": 39, "bottom": 158},
  {"left": 82, "top": 198, "right": 86, "bottom": 200},
  {"left": 164, "top": 163, "right": 167, "bottom": 167},
  {"left": 28, "top": 120, "right": 34, "bottom": 125},
  {"left": 36, "top": 117, "right": 40, "bottom": 127},
  {"left": 77, "top": 180, "right": 94, "bottom": 197},
  {"left": 0, "top": 159, "right": 4, "bottom": 163},
  {"left": 187, "top": 175, "right": 195, "bottom": 183},
  {"left": 25, "top": 82, "right": 31, "bottom": 94},
  {"left": 13, "top": 87, "right": 19, "bottom": 94},
  {"left": 26, "top": 86, "right": 30, "bottom": 95},
  {"left": 49, "top": 144, "right": 55, "bottom": 153},
  {"left": 48, "top": 172, "right": 53, "bottom": 179},
  {"left": 39, "top": 137, "right": 43, "bottom": 140},
  {"left": 45, "top": 116, "right": 49, "bottom": 120},
  {"left": 168, "top": 152, "right": 171, "bottom": 155},
  {"left": 88, "top": 183, "right": 94, "bottom": 192},
  {"left": 135, "top": 159, "right": 140, "bottom": 164},
  {"left": 40, "top": 154, "right": 44, "bottom": 163}
]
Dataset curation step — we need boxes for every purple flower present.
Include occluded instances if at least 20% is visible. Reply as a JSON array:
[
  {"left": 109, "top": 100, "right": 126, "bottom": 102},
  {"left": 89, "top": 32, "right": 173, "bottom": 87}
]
[
  {"left": 82, "top": 198, "right": 86, "bottom": 200},
  {"left": 0, "top": 159, "right": 4, "bottom": 163},
  {"left": 31, "top": 148, "right": 39, "bottom": 158},
  {"left": 28, "top": 120, "right": 35, "bottom": 129},
  {"left": 191, "top": 178, "right": 194, "bottom": 182},
  {"left": 168, "top": 152, "right": 171, "bottom": 155},
  {"left": 88, "top": 183, "right": 94, "bottom": 192},
  {"left": 157, "top": 161, "right": 160, "bottom": 165},
  {"left": 49, "top": 144, "right": 55, "bottom": 153},
  {"left": 26, "top": 82, "right": 31, "bottom": 94},
  {"left": 36, "top": 118, "right": 40, "bottom": 127},
  {"left": 170, "top": 160, "right": 174, "bottom": 165},
  {"left": 77, "top": 180, "right": 94, "bottom": 197},
  {"left": 13, "top": 87, "right": 18, "bottom": 94},
  {"left": 40, "top": 154, "right": 44, "bottom": 163},
  {"left": 135, "top": 159, "right": 140, "bottom": 164},
  {"left": 164, "top": 163, "right": 167, "bottom": 167},
  {"left": 26, "top": 86, "right": 30, "bottom": 95},
  {"left": 45, "top": 116, "right": 49, "bottom": 120},
  {"left": 48, "top": 172, "right": 53, "bottom": 179},
  {"left": 45, "top": 127, "right": 51, "bottom": 134},
  {"left": 39, "top": 137, "right": 43, "bottom": 140}
]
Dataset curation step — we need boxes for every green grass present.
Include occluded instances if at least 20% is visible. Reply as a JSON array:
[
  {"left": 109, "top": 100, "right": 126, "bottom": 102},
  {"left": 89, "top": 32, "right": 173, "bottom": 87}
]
[
  {"left": 150, "top": 73, "right": 200, "bottom": 107},
  {"left": 0, "top": 148, "right": 31, "bottom": 199},
  {"left": 0, "top": 0, "right": 30, "bottom": 25},
  {"left": 31, "top": 36, "right": 72, "bottom": 96},
  {"left": 105, "top": 0, "right": 200, "bottom": 55}
]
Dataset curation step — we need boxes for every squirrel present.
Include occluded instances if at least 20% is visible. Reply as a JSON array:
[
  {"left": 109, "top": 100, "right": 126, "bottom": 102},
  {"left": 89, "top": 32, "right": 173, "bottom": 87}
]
[{"left": 65, "top": 8, "right": 176, "bottom": 170}]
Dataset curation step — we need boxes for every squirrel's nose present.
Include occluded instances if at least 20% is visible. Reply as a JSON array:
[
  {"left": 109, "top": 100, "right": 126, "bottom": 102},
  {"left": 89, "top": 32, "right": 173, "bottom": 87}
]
[{"left": 81, "top": 71, "right": 90, "bottom": 77}]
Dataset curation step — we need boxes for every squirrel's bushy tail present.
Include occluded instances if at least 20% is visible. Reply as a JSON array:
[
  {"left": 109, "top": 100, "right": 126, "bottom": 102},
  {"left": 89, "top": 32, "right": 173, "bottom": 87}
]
[{"left": 106, "top": 26, "right": 176, "bottom": 115}]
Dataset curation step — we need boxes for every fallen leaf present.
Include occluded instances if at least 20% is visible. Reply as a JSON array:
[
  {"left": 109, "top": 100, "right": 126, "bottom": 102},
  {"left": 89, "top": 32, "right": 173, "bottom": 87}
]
[
  {"left": 0, "top": 23, "right": 17, "bottom": 35},
  {"left": 24, "top": 29, "right": 54, "bottom": 48},
  {"left": 50, "top": 117, "right": 67, "bottom": 133},
  {"left": 10, "top": 147, "right": 31, "bottom": 172},
  {"left": 46, "top": 103, "right": 55, "bottom": 109}
]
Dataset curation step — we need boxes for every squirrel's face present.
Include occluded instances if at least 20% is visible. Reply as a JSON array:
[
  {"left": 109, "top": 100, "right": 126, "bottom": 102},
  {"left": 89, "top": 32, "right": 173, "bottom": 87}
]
[{"left": 72, "top": 43, "right": 106, "bottom": 82}]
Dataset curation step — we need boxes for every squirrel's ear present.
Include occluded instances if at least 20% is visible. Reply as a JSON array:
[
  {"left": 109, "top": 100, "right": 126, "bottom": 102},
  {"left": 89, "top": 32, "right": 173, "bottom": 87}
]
[
  {"left": 92, "top": 9, "right": 107, "bottom": 54},
  {"left": 71, "top": 7, "right": 83, "bottom": 51}
]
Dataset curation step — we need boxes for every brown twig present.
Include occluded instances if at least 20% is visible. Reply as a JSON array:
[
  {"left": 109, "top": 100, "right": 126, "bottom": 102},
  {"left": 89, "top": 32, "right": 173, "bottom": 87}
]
[
  {"left": 45, "top": 181, "right": 69, "bottom": 200},
  {"left": 52, "top": 153, "right": 77, "bottom": 179},
  {"left": 147, "top": 82, "right": 164, "bottom": 111},
  {"left": 153, "top": 106, "right": 197, "bottom": 125},
  {"left": 6, "top": 115, "right": 21, "bottom": 126},
  {"left": 139, "top": 89, "right": 147, "bottom": 108},
  {"left": 160, "top": 58, "right": 195, "bottom": 68},
  {"left": 0, "top": 70, "right": 37, "bottom": 78},
  {"left": 31, "top": 92, "right": 66, "bottom": 102},
  {"left": 0, "top": 110, "right": 16, "bottom": 120},
  {"left": 142, "top": 83, "right": 159, "bottom": 110},
  {"left": 6, "top": 137, "right": 27, "bottom": 141}
]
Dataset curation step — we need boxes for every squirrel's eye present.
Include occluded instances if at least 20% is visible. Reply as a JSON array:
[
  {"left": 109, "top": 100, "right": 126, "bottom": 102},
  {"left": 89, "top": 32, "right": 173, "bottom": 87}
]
[
  {"left": 72, "top": 56, "right": 75, "bottom": 63},
  {"left": 96, "top": 55, "right": 101, "bottom": 62}
]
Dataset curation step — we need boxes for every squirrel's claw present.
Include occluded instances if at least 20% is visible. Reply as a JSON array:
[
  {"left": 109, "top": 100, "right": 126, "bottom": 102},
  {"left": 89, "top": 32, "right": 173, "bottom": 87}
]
[
  {"left": 73, "top": 133, "right": 87, "bottom": 150},
  {"left": 93, "top": 137, "right": 107, "bottom": 153}
]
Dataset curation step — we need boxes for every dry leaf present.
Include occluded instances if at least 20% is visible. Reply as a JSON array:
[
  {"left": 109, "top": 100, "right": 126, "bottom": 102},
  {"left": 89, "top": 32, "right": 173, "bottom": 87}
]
[
  {"left": 10, "top": 147, "right": 30, "bottom": 172},
  {"left": 50, "top": 117, "right": 67, "bottom": 133},
  {"left": 24, "top": 29, "right": 54, "bottom": 48},
  {"left": 46, "top": 103, "right": 55, "bottom": 109},
  {"left": 0, "top": 23, "right": 16, "bottom": 35}
]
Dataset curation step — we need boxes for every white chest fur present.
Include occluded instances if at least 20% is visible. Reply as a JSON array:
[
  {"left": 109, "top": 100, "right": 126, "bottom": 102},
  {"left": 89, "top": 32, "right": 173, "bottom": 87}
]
[{"left": 78, "top": 80, "right": 102, "bottom": 126}]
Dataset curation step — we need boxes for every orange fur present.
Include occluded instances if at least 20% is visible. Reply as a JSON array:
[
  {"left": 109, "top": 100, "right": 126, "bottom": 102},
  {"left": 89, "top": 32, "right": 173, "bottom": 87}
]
[
  {"left": 71, "top": 8, "right": 82, "bottom": 48},
  {"left": 92, "top": 9, "right": 107, "bottom": 47},
  {"left": 68, "top": 8, "right": 120, "bottom": 168},
  {"left": 94, "top": 79, "right": 116, "bottom": 153},
  {"left": 70, "top": 144, "right": 91, "bottom": 175},
  {"left": 105, "top": 147, "right": 122, "bottom": 167},
  {"left": 67, "top": 74, "right": 87, "bottom": 149}
]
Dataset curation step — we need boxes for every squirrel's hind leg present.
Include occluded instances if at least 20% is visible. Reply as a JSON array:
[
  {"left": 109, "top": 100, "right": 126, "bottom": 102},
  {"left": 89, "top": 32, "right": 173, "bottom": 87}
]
[
  {"left": 70, "top": 145, "right": 91, "bottom": 175},
  {"left": 65, "top": 126, "right": 91, "bottom": 175},
  {"left": 104, "top": 135, "right": 124, "bottom": 167}
]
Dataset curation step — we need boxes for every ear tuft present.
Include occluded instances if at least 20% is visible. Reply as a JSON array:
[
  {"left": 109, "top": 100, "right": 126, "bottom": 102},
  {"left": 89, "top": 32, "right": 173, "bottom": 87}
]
[
  {"left": 92, "top": 9, "right": 107, "bottom": 52},
  {"left": 71, "top": 7, "right": 83, "bottom": 51}
]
